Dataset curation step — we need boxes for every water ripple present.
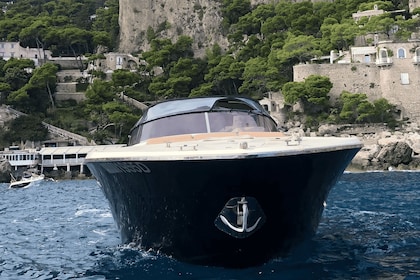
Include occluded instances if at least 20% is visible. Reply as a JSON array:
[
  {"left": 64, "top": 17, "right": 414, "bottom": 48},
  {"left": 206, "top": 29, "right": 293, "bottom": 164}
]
[{"left": 1, "top": 172, "right": 419, "bottom": 279}]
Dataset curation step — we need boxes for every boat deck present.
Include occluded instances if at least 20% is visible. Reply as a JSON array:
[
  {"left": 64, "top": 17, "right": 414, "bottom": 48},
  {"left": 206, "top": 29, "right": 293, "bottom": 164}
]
[{"left": 86, "top": 133, "right": 363, "bottom": 161}]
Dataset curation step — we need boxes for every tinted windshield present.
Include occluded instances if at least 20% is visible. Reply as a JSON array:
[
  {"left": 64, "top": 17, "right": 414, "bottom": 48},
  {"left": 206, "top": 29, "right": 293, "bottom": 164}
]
[{"left": 129, "top": 111, "right": 277, "bottom": 144}]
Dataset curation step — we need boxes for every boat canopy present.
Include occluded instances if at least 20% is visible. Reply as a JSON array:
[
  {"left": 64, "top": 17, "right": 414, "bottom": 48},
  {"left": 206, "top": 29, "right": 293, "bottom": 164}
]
[{"left": 128, "top": 97, "right": 278, "bottom": 145}]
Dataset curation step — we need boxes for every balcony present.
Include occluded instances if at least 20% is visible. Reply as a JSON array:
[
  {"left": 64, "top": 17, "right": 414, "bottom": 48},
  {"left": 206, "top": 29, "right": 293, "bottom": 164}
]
[
  {"left": 376, "top": 57, "right": 393, "bottom": 67},
  {"left": 413, "top": 56, "right": 420, "bottom": 65}
]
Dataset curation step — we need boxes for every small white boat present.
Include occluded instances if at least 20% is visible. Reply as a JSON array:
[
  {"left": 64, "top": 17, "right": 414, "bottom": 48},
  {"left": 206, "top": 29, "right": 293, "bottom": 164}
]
[{"left": 9, "top": 171, "right": 45, "bottom": 189}]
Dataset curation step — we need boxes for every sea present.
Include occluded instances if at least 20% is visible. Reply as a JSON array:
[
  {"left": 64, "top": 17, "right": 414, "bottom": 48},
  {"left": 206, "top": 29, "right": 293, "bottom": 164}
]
[{"left": 0, "top": 171, "right": 419, "bottom": 280}]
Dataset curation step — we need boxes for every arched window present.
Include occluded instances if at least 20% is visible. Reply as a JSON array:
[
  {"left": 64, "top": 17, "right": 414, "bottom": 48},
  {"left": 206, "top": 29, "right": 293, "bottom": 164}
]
[
  {"left": 380, "top": 49, "right": 388, "bottom": 62},
  {"left": 397, "top": 48, "right": 406, "bottom": 58}
]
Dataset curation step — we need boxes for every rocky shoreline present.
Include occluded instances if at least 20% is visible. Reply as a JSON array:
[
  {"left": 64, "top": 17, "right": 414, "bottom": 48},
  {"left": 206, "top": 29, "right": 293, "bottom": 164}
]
[{"left": 317, "top": 123, "right": 420, "bottom": 172}]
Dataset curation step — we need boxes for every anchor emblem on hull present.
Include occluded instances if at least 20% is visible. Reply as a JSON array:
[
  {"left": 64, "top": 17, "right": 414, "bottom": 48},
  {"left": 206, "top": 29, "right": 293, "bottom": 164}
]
[{"left": 214, "top": 196, "right": 266, "bottom": 238}]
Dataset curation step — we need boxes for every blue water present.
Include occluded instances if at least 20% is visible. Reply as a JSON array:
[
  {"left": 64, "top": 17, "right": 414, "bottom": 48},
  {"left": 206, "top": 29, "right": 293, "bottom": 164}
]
[{"left": 0, "top": 172, "right": 419, "bottom": 279}]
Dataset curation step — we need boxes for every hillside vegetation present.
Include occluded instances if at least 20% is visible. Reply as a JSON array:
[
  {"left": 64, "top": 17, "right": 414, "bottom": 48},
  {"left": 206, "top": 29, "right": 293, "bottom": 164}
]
[{"left": 0, "top": 0, "right": 415, "bottom": 147}]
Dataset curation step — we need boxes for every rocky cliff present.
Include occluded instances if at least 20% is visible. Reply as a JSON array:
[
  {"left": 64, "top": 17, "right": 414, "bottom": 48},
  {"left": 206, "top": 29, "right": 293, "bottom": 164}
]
[{"left": 118, "top": 0, "right": 271, "bottom": 56}]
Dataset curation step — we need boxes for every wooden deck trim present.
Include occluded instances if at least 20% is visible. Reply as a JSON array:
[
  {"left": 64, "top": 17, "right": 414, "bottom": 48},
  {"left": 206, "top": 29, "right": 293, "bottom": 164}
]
[{"left": 146, "top": 131, "right": 285, "bottom": 144}]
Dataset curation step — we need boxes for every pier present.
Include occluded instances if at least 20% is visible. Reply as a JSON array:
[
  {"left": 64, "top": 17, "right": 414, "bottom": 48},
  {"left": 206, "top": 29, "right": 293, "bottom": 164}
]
[{"left": 0, "top": 145, "right": 124, "bottom": 179}]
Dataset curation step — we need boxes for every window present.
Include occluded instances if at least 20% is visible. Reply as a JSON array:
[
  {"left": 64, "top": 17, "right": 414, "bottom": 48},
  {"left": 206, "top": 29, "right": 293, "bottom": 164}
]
[
  {"left": 397, "top": 48, "right": 406, "bottom": 58},
  {"left": 364, "top": 55, "right": 371, "bottom": 63},
  {"left": 401, "top": 73, "right": 409, "bottom": 85},
  {"left": 378, "top": 48, "right": 388, "bottom": 63}
]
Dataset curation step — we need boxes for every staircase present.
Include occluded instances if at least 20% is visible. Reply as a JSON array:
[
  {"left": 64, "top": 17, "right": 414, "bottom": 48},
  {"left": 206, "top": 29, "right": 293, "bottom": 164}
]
[
  {"left": 42, "top": 122, "right": 94, "bottom": 146},
  {"left": 55, "top": 69, "right": 86, "bottom": 102}
]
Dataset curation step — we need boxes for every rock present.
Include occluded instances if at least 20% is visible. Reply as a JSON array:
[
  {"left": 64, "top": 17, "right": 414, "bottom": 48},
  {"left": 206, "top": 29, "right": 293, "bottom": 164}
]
[
  {"left": 287, "top": 127, "right": 305, "bottom": 137},
  {"left": 0, "top": 159, "right": 12, "bottom": 183},
  {"left": 405, "top": 133, "right": 420, "bottom": 154},
  {"left": 351, "top": 144, "right": 381, "bottom": 170},
  {"left": 377, "top": 136, "right": 403, "bottom": 146},
  {"left": 318, "top": 124, "right": 337, "bottom": 136},
  {"left": 376, "top": 141, "right": 413, "bottom": 166}
]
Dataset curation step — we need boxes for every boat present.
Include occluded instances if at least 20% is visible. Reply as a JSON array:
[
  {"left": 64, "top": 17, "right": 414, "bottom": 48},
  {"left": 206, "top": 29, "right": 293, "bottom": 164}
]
[
  {"left": 9, "top": 171, "right": 45, "bottom": 189},
  {"left": 85, "top": 96, "right": 362, "bottom": 267}
]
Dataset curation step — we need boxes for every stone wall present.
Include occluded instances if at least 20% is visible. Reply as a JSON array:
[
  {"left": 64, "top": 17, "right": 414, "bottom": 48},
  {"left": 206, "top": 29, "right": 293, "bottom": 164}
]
[
  {"left": 294, "top": 63, "right": 382, "bottom": 101},
  {"left": 294, "top": 41, "right": 420, "bottom": 122}
]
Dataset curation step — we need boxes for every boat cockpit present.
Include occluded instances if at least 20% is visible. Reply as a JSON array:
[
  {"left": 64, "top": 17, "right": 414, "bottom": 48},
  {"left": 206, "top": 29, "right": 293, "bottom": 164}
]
[{"left": 128, "top": 97, "right": 278, "bottom": 145}]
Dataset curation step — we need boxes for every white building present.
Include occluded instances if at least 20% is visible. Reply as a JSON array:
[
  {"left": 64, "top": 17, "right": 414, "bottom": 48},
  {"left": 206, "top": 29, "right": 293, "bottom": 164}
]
[{"left": 0, "top": 41, "right": 52, "bottom": 66}]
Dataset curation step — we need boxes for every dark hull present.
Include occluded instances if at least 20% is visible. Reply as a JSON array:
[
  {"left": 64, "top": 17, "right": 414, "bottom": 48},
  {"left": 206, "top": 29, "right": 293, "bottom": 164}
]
[{"left": 87, "top": 147, "right": 359, "bottom": 267}]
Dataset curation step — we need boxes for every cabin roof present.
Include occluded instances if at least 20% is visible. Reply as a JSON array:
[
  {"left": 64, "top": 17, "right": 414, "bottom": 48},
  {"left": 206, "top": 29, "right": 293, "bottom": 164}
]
[{"left": 135, "top": 96, "right": 271, "bottom": 127}]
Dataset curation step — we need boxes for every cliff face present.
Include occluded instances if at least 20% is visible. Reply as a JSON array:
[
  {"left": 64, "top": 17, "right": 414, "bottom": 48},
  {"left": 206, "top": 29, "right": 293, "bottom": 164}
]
[{"left": 118, "top": 0, "right": 271, "bottom": 56}]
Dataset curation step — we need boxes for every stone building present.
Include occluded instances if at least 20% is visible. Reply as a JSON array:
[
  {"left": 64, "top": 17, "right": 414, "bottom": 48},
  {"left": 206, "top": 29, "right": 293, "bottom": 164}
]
[{"left": 294, "top": 40, "right": 420, "bottom": 122}]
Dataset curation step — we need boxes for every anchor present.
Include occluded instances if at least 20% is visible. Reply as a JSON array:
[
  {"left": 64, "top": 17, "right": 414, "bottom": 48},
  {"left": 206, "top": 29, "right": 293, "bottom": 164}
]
[
  {"left": 214, "top": 196, "right": 266, "bottom": 238},
  {"left": 219, "top": 197, "right": 262, "bottom": 233}
]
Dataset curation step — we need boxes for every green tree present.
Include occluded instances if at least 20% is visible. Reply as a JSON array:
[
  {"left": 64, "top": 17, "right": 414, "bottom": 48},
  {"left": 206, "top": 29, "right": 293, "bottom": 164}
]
[
  {"left": 92, "top": 31, "right": 111, "bottom": 50},
  {"left": 7, "top": 87, "right": 30, "bottom": 111},
  {"left": 85, "top": 79, "right": 114, "bottom": 106},
  {"left": 282, "top": 81, "right": 307, "bottom": 105},
  {"left": 238, "top": 56, "right": 282, "bottom": 99},
  {"left": 142, "top": 38, "right": 175, "bottom": 72},
  {"left": 394, "top": 15, "right": 420, "bottom": 41},
  {"left": 204, "top": 55, "right": 244, "bottom": 95},
  {"left": 85, "top": 79, "right": 113, "bottom": 119},
  {"left": 282, "top": 75, "right": 332, "bottom": 115},
  {"left": 18, "top": 17, "right": 50, "bottom": 50},
  {"left": 339, "top": 92, "right": 371, "bottom": 123},
  {"left": 228, "top": 4, "right": 276, "bottom": 44},
  {"left": 364, "top": 14, "right": 396, "bottom": 39},
  {"left": 328, "top": 19, "right": 359, "bottom": 51},
  {"left": 43, "top": 26, "right": 93, "bottom": 71},
  {"left": 4, "top": 65, "right": 32, "bottom": 91},
  {"left": 3, "top": 115, "right": 49, "bottom": 143},
  {"left": 338, "top": 92, "right": 397, "bottom": 125},
  {"left": 221, "top": 0, "right": 251, "bottom": 30},
  {"left": 0, "top": 18, "right": 27, "bottom": 41},
  {"left": 148, "top": 75, "right": 170, "bottom": 97},
  {"left": 102, "top": 101, "right": 140, "bottom": 143},
  {"left": 6, "top": 63, "right": 58, "bottom": 114},
  {"left": 358, "top": 1, "right": 394, "bottom": 11},
  {"left": 190, "top": 82, "right": 215, "bottom": 97},
  {"left": 274, "top": 33, "right": 322, "bottom": 64},
  {"left": 372, "top": 98, "right": 396, "bottom": 124},
  {"left": 112, "top": 70, "right": 140, "bottom": 88},
  {"left": 169, "top": 57, "right": 206, "bottom": 94},
  {"left": 26, "top": 63, "right": 59, "bottom": 110},
  {"left": 3, "top": 58, "right": 35, "bottom": 72},
  {"left": 0, "top": 82, "right": 11, "bottom": 103}
]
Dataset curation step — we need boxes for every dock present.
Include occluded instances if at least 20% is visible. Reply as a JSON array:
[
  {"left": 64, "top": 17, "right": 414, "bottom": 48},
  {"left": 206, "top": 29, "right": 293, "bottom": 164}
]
[{"left": 0, "top": 145, "right": 125, "bottom": 179}]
